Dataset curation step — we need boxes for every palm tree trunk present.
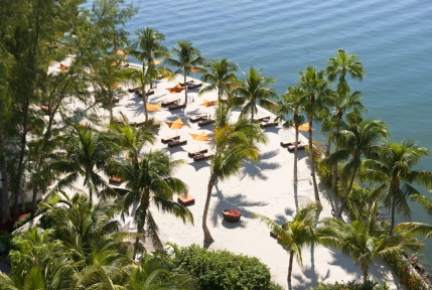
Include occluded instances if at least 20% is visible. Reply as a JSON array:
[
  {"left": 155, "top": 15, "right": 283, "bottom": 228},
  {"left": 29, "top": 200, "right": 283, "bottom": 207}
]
[
  {"left": 331, "top": 121, "right": 341, "bottom": 195},
  {"left": 142, "top": 85, "right": 148, "bottom": 122},
  {"left": 362, "top": 265, "right": 369, "bottom": 284},
  {"left": 202, "top": 174, "right": 216, "bottom": 243},
  {"left": 287, "top": 251, "right": 294, "bottom": 281},
  {"left": 109, "top": 90, "right": 113, "bottom": 120},
  {"left": 390, "top": 190, "right": 397, "bottom": 236},
  {"left": 308, "top": 118, "right": 320, "bottom": 203},
  {"left": 0, "top": 132, "right": 12, "bottom": 224},
  {"left": 183, "top": 67, "right": 188, "bottom": 105},
  {"left": 326, "top": 127, "right": 333, "bottom": 156},
  {"left": 133, "top": 235, "right": 140, "bottom": 260},
  {"left": 293, "top": 127, "right": 299, "bottom": 182},
  {"left": 338, "top": 167, "right": 357, "bottom": 217}
]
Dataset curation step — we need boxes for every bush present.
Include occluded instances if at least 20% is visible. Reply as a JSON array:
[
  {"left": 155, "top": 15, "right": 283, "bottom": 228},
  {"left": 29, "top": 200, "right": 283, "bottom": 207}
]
[
  {"left": 169, "top": 244, "right": 283, "bottom": 290},
  {"left": 308, "top": 280, "right": 389, "bottom": 290}
]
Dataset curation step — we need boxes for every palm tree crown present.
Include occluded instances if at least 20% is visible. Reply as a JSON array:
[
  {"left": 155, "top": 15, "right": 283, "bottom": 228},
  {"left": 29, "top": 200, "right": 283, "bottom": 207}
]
[{"left": 200, "top": 57, "right": 238, "bottom": 102}]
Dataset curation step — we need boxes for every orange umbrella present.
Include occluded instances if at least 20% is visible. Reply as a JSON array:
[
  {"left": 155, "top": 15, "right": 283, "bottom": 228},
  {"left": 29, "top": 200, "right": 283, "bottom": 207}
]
[
  {"left": 146, "top": 102, "right": 161, "bottom": 112},
  {"left": 298, "top": 122, "right": 314, "bottom": 132},
  {"left": 200, "top": 100, "right": 218, "bottom": 107},
  {"left": 116, "top": 50, "right": 126, "bottom": 56},
  {"left": 151, "top": 59, "right": 163, "bottom": 65},
  {"left": 190, "top": 67, "right": 202, "bottom": 73},
  {"left": 165, "top": 118, "right": 187, "bottom": 130},
  {"left": 166, "top": 83, "right": 185, "bottom": 94},
  {"left": 189, "top": 131, "right": 212, "bottom": 142}
]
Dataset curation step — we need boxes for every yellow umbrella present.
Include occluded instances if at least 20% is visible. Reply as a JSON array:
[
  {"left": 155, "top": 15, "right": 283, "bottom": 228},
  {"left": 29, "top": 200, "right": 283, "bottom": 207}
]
[
  {"left": 298, "top": 122, "right": 314, "bottom": 132},
  {"left": 190, "top": 67, "right": 202, "bottom": 73},
  {"left": 200, "top": 100, "right": 218, "bottom": 107},
  {"left": 166, "top": 83, "right": 185, "bottom": 94},
  {"left": 116, "top": 50, "right": 126, "bottom": 56},
  {"left": 165, "top": 118, "right": 187, "bottom": 130},
  {"left": 151, "top": 59, "right": 163, "bottom": 65},
  {"left": 146, "top": 102, "right": 161, "bottom": 113},
  {"left": 189, "top": 131, "right": 212, "bottom": 142}
]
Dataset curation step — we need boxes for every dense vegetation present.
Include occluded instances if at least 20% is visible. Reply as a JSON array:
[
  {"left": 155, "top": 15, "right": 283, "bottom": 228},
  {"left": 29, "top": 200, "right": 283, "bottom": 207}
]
[{"left": 1, "top": 0, "right": 432, "bottom": 289}]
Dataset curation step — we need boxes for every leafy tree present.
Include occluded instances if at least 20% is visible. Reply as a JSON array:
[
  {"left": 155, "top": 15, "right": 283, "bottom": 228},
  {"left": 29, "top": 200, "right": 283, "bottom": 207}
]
[
  {"left": 297, "top": 66, "right": 331, "bottom": 202},
  {"left": 276, "top": 86, "right": 306, "bottom": 182},
  {"left": 199, "top": 57, "right": 238, "bottom": 102},
  {"left": 203, "top": 103, "right": 266, "bottom": 243},
  {"left": 169, "top": 41, "right": 204, "bottom": 106},
  {"left": 236, "top": 67, "right": 278, "bottom": 121},
  {"left": 363, "top": 141, "right": 432, "bottom": 234},
  {"left": 320, "top": 200, "right": 423, "bottom": 284},
  {"left": 325, "top": 118, "right": 388, "bottom": 217},
  {"left": 255, "top": 202, "right": 322, "bottom": 281}
]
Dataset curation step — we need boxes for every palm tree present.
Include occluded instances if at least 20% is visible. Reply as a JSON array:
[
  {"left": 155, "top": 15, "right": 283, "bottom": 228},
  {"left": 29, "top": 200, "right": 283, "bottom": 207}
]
[
  {"left": 125, "top": 254, "right": 199, "bottom": 290},
  {"left": 236, "top": 67, "right": 278, "bottom": 121},
  {"left": 362, "top": 141, "right": 432, "bottom": 234},
  {"left": 325, "top": 48, "right": 365, "bottom": 89},
  {"left": 325, "top": 118, "right": 389, "bottom": 217},
  {"left": 169, "top": 41, "right": 204, "bottom": 106},
  {"left": 320, "top": 200, "right": 424, "bottom": 284},
  {"left": 105, "top": 124, "right": 192, "bottom": 254},
  {"left": 202, "top": 103, "right": 266, "bottom": 243},
  {"left": 395, "top": 194, "right": 432, "bottom": 238},
  {"left": 199, "top": 57, "right": 238, "bottom": 102},
  {"left": 297, "top": 66, "right": 331, "bottom": 202},
  {"left": 47, "top": 125, "right": 117, "bottom": 206},
  {"left": 255, "top": 202, "right": 322, "bottom": 281},
  {"left": 276, "top": 86, "right": 306, "bottom": 182}
]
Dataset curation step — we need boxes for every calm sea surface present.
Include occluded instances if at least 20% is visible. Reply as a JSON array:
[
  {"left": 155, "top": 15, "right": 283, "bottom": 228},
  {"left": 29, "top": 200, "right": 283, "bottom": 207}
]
[{"left": 85, "top": 0, "right": 432, "bottom": 266}]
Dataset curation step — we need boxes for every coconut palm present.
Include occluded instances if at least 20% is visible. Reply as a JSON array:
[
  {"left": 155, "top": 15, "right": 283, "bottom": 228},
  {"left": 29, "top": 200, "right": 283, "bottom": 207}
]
[
  {"left": 320, "top": 200, "right": 423, "bottom": 284},
  {"left": 276, "top": 86, "right": 306, "bottom": 182},
  {"left": 255, "top": 202, "right": 322, "bottom": 281},
  {"left": 297, "top": 66, "right": 331, "bottom": 202},
  {"left": 325, "top": 118, "right": 389, "bottom": 217},
  {"left": 46, "top": 125, "right": 118, "bottom": 206},
  {"left": 362, "top": 141, "right": 432, "bottom": 234},
  {"left": 325, "top": 48, "right": 365, "bottom": 88},
  {"left": 199, "top": 57, "right": 238, "bottom": 102},
  {"left": 106, "top": 133, "right": 192, "bottom": 255},
  {"left": 169, "top": 41, "right": 204, "bottom": 106},
  {"left": 202, "top": 103, "right": 266, "bottom": 243},
  {"left": 394, "top": 194, "right": 432, "bottom": 238},
  {"left": 236, "top": 67, "right": 278, "bottom": 121}
]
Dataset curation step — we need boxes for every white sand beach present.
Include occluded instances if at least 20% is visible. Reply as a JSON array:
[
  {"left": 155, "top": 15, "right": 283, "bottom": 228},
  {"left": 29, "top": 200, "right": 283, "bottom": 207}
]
[{"left": 46, "top": 60, "right": 402, "bottom": 289}]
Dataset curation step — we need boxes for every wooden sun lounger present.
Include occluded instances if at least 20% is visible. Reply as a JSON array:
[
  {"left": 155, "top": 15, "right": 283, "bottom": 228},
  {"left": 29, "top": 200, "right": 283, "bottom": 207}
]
[
  {"left": 168, "top": 139, "right": 187, "bottom": 147},
  {"left": 260, "top": 120, "right": 278, "bottom": 128},
  {"left": 161, "top": 135, "right": 180, "bottom": 144},
  {"left": 280, "top": 141, "right": 297, "bottom": 148},
  {"left": 188, "top": 148, "right": 208, "bottom": 158},
  {"left": 162, "top": 99, "right": 178, "bottom": 107},
  {"left": 137, "top": 89, "right": 154, "bottom": 97},
  {"left": 177, "top": 193, "right": 195, "bottom": 206},
  {"left": 254, "top": 116, "right": 271, "bottom": 122},
  {"left": 180, "top": 80, "right": 194, "bottom": 87},
  {"left": 168, "top": 103, "right": 186, "bottom": 110},
  {"left": 187, "top": 83, "right": 203, "bottom": 90},
  {"left": 193, "top": 153, "right": 214, "bottom": 162},
  {"left": 189, "top": 114, "right": 208, "bottom": 123},
  {"left": 128, "top": 86, "right": 140, "bottom": 93},
  {"left": 288, "top": 143, "right": 307, "bottom": 152},
  {"left": 198, "top": 118, "right": 215, "bottom": 126},
  {"left": 112, "top": 97, "right": 120, "bottom": 103}
]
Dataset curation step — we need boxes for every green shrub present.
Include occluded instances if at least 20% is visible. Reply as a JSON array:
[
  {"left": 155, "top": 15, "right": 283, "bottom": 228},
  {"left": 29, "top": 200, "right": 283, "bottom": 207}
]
[
  {"left": 308, "top": 280, "right": 389, "bottom": 290},
  {"left": 170, "top": 244, "right": 283, "bottom": 290}
]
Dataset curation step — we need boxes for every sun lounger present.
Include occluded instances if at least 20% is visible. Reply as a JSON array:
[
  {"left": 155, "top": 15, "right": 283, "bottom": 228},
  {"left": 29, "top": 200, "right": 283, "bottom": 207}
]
[
  {"left": 109, "top": 176, "right": 123, "bottom": 184},
  {"left": 168, "top": 103, "right": 186, "bottom": 110},
  {"left": 288, "top": 143, "right": 307, "bottom": 152},
  {"left": 168, "top": 139, "right": 187, "bottom": 147},
  {"left": 180, "top": 80, "right": 194, "bottom": 87},
  {"left": 161, "top": 135, "right": 180, "bottom": 144},
  {"left": 162, "top": 99, "right": 178, "bottom": 107},
  {"left": 189, "top": 114, "right": 208, "bottom": 123},
  {"left": 40, "top": 105, "right": 53, "bottom": 114},
  {"left": 260, "top": 120, "right": 278, "bottom": 128},
  {"left": 193, "top": 153, "right": 214, "bottom": 162},
  {"left": 112, "top": 97, "right": 120, "bottom": 103},
  {"left": 198, "top": 118, "right": 215, "bottom": 126},
  {"left": 280, "top": 141, "right": 296, "bottom": 148},
  {"left": 187, "top": 83, "right": 203, "bottom": 90},
  {"left": 177, "top": 193, "right": 195, "bottom": 206},
  {"left": 188, "top": 148, "right": 208, "bottom": 158},
  {"left": 137, "top": 89, "right": 154, "bottom": 98},
  {"left": 128, "top": 86, "right": 140, "bottom": 93},
  {"left": 254, "top": 116, "right": 270, "bottom": 122}
]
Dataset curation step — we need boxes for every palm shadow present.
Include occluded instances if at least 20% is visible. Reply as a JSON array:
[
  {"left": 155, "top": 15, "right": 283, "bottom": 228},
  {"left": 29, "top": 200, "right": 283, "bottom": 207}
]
[
  {"left": 240, "top": 149, "right": 281, "bottom": 181},
  {"left": 189, "top": 159, "right": 210, "bottom": 171}
]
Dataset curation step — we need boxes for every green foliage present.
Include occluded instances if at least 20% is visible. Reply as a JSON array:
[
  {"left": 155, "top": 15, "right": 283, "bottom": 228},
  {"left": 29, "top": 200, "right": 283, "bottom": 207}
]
[
  {"left": 170, "top": 244, "right": 282, "bottom": 290},
  {"left": 309, "top": 280, "right": 389, "bottom": 290},
  {"left": 384, "top": 253, "right": 429, "bottom": 290}
]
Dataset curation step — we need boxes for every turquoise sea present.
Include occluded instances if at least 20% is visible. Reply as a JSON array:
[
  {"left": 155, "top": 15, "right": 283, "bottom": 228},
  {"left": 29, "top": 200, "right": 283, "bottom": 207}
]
[{"left": 87, "top": 0, "right": 432, "bottom": 267}]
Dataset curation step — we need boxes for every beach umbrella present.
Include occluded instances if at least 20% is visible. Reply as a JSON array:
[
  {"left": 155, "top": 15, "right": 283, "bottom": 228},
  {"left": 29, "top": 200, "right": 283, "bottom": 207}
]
[
  {"left": 146, "top": 102, "right": 162, "bottom": 113},
  {"left": 165, "top": 118, "right": 187, "bottom": 130},
  {"left": 200, "top": 100, "right": 218, "bottom": 107},
  {"left": 116, "top": 50, "right": 126, "bottom": 56},
  {"left": 298, "top": 122, "right": 314, "bottom": 132},
  {"left": 151, "top": 59, "right": 163, "bottom": 65},
  {"left": 166, "top": 83, "right": 185, "bottom": 94},
  {"left": 189, "top": 131, "right": 212, "bottom": 142}
]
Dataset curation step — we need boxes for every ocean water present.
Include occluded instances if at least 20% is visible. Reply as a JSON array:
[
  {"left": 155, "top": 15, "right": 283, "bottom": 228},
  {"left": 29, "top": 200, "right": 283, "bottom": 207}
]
[{"left": 85, "top": 0, "right": 432, "bottom": 267}]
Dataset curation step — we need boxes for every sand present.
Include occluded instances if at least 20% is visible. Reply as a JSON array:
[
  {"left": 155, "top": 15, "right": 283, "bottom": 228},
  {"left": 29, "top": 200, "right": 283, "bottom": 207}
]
[{"left": 45, "top": 60, "right": 402, "bottom": 289}]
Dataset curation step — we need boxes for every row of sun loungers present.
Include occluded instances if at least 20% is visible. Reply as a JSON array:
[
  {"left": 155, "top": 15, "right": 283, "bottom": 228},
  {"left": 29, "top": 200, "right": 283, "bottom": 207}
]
[
  {"left": 260, "top": 120, "right": 278, "bottom": 128},
  {"left": 280, "top": 141, "right": 307, "bottom": 152},
  {"left": 180, "top": 81, "right": 203, "bottom": 90},
  {"left": 168, "top": 103, "right": 186, "bottom": 110},
  {"left": 187, "top": 148, "right": 208, "bottom": 158},
  {"left": 161, "top": 135, "right": 180, "bottom": 144}
]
